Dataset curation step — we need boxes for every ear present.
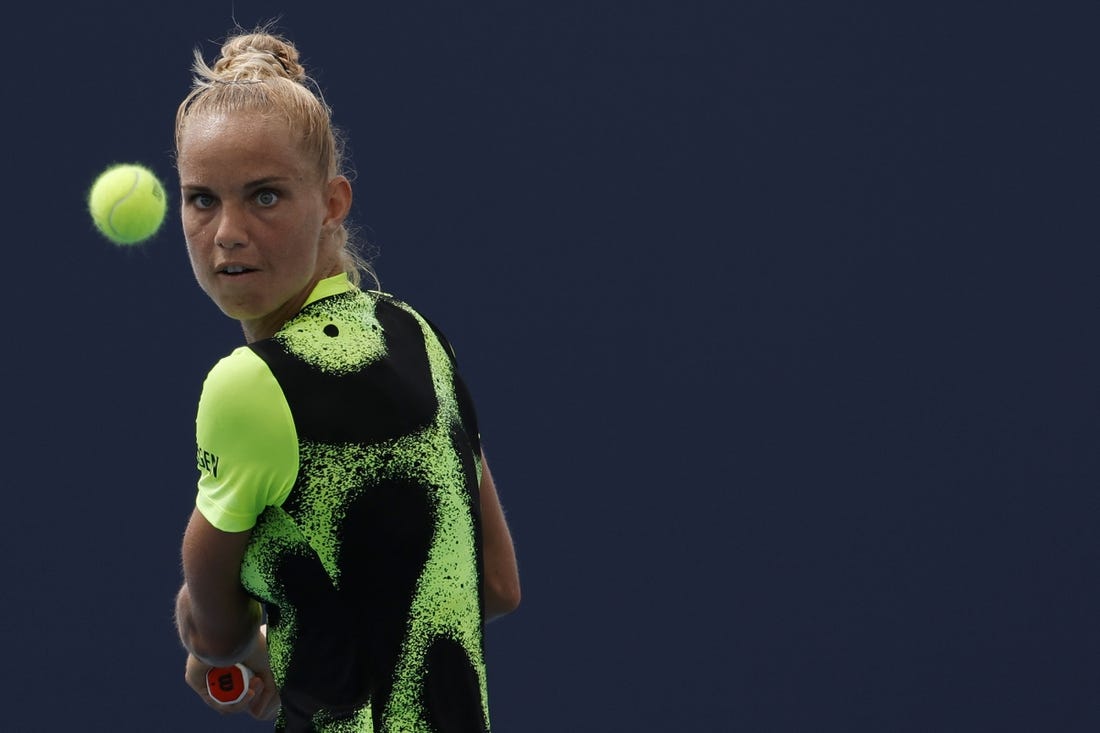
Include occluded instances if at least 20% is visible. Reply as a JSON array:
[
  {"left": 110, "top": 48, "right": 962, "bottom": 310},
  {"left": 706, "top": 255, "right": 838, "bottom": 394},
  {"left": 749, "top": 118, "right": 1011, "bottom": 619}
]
[{"left": 322, "top": 175, "right": 353, "bottom": 234}]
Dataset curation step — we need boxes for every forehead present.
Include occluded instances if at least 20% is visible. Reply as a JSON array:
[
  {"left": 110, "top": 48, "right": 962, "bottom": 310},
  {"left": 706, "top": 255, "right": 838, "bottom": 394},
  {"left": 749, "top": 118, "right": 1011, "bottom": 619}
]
[{"left": 178, "top": 112, "right": 312, "bottom": 183}]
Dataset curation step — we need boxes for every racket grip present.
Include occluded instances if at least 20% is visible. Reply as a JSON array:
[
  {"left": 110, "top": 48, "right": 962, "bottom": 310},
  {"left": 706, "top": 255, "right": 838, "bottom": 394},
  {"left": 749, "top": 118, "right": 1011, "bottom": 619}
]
[{"left": 206, "top": 663, "right": 253, "bottom": 705}]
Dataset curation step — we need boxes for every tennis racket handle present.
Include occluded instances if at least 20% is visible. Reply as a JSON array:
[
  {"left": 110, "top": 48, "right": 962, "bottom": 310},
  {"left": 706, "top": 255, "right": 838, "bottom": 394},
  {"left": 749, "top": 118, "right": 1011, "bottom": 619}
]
[{"left": 206, "top": 663, "right": 253, "bottom": 705}]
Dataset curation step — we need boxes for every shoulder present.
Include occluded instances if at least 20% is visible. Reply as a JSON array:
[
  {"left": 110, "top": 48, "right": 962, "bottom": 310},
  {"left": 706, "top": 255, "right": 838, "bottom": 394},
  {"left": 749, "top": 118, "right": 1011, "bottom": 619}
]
[
  {"left": 198, "top": 347, "right": 288, "bottom": 431},
  {"left": 368, "top": 291, "right": 459, "bottom": 361},
  {"left": 206, "top": 346, "right": 272, "bottom": 384},
  {"left": 202, "top": 347, "right": 275, "bottom": 403}
]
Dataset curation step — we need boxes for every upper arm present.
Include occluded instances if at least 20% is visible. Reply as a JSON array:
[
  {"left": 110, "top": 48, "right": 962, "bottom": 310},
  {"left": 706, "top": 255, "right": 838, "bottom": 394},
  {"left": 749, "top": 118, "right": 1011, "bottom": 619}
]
[
  {"left": 196, "top": 349, "right": 298, "bottom": 530},
  {"left": 479, "top": 454, "right": 521, "bottom": 620},
  {"left": 177, "top": 508, "right": 261, "bottom": 665}
]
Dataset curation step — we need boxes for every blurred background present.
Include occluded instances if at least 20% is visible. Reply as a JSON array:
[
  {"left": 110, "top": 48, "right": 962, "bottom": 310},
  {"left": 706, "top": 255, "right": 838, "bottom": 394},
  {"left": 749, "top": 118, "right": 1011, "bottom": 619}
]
[{"left": 4, "top": 1, "right": 1097, "bottom": 730}]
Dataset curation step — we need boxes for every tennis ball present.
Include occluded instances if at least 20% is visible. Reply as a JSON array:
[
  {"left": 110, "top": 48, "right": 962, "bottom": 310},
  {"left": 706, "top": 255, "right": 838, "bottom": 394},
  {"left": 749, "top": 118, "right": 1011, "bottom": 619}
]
[{"left": 88, "top": 163, "right": 168, "bottom": 245}]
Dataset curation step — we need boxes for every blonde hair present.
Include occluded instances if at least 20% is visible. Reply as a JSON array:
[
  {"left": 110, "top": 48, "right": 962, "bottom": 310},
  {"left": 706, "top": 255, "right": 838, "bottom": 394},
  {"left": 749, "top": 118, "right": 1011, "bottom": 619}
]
[{"left": 175, "top": 27, "right": 378, "bottom": 288}]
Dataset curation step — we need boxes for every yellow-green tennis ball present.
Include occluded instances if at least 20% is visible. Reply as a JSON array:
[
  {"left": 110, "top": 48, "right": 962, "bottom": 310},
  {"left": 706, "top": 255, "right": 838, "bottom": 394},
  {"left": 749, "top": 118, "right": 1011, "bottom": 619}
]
[{"left": 88, "top": 163, "right": 168, "bottom": 245}]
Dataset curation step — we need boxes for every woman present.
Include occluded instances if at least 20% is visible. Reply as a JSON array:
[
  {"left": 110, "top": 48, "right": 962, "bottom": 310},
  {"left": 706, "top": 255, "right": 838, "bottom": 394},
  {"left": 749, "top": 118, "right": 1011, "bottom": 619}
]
[{"left": 172, "top": 27, "right": 521, "bottom": 732}]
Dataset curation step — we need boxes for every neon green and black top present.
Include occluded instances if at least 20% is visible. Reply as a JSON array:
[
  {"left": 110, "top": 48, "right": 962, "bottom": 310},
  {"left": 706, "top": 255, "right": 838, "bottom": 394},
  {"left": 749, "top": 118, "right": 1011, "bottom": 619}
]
[{"left": 193, "top": 274, "right": 490, "bottom": 732}]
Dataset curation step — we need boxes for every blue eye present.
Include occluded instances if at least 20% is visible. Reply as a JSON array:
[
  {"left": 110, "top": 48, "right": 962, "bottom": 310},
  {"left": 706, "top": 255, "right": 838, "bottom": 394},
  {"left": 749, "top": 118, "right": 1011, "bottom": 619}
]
[
  {"left": 191, "top": 193, "right": 216, "bottom": 209},
  {"left": 256, "top": 190, "right": 279, "bottom": 207}
]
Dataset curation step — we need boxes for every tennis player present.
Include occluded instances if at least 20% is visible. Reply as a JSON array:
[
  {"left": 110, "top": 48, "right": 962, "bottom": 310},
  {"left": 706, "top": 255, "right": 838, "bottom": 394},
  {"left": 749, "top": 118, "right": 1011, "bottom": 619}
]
[{"left": 171, "top": 25, "right": 521, "bottom": 732}]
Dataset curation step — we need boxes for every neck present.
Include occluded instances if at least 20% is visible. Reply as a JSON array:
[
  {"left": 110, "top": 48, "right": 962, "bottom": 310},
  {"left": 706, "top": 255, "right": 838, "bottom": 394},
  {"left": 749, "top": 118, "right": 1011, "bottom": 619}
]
[{"left": 240, "top": 265, "right": 344, "bottom": 343}]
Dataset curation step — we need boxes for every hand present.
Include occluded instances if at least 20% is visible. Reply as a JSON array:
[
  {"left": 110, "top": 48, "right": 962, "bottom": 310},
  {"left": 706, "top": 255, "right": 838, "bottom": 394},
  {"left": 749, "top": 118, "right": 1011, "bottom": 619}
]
[
  {"left": 240, "top": 627, "right": 280, "bottom": 721},
  {"left": 184, "top": 627, "right": 280, "bottom": 720}
]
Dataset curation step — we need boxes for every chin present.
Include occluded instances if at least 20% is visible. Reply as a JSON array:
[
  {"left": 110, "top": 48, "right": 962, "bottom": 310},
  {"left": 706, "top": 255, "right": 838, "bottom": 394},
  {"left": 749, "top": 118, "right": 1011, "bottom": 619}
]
[{"left": 212, "top": 298, "right": 263, "bottom": 322}]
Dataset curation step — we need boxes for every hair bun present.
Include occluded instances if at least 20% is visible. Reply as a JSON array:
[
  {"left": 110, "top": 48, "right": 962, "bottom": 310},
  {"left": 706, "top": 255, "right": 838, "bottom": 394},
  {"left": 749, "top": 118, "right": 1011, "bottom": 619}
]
[{"left": 213, "top": 32, "right": 306, "bottom": 83}]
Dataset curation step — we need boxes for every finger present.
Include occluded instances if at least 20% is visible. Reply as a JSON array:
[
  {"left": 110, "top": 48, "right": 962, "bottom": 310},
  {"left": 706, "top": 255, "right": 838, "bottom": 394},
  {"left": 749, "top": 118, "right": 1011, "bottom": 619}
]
[
  {"left": 248, "top": 678, "right": 281, "bottom": 720},
  {"left": 210, "top": 686, "right": 257, "bottom": 715}
]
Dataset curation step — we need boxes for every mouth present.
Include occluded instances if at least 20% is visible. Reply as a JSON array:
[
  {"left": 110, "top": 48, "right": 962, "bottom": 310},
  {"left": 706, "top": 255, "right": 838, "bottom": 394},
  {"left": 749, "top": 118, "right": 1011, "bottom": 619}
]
[{"left": 217, "top": 265, "right": 258, "bottom": 277}]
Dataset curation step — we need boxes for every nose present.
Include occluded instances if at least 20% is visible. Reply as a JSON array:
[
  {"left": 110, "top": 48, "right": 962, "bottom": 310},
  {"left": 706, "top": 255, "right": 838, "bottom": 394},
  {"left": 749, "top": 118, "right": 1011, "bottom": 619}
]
[{"left": 214, "top": 202, "right": 247, "bottom": 249}]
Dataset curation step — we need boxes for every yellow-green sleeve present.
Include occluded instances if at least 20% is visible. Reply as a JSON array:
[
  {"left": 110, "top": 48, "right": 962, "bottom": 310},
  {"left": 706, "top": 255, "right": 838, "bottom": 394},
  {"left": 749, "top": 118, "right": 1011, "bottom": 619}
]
[{"left": 194, "top": 347, "right": 298, "bottom": 532}]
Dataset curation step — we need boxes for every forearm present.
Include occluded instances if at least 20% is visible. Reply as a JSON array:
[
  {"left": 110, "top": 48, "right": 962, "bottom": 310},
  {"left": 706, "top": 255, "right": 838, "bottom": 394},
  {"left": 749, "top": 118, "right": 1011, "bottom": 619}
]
[{"left": 175, "top": 583, "right": 262, "bottom": 667}]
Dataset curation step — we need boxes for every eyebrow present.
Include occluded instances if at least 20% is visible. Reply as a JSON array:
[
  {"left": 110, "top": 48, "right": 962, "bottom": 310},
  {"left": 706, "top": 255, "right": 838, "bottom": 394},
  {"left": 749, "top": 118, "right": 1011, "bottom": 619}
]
[
  {"left": 242, "top": 176, "right": 291, "bottom": 189},
  {"left": 180, "top": 175, "right": 291, "bottom": 191}
]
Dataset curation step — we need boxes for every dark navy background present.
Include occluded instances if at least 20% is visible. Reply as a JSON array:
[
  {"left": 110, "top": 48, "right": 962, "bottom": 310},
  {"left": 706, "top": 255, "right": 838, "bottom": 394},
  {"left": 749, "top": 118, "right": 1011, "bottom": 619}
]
[{"left": 5, "top": 2, "right": 1097, "bottom": 731}]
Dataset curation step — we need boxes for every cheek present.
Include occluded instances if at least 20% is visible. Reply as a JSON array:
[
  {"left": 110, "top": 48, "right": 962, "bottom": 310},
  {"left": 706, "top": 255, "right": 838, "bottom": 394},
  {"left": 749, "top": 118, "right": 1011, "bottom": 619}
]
[
  {"left": 183, "top": 236, "right": 213, "bottom": 282},
  {"left": 185, "top": 244, "right": 206, "bottom": 284},
  {"left": 184, "top": 233, "right": 205, "bottom": 260},
  {"left": 181, "top": 217, "right": 203, "bottom": 250},
  {"left": 182, "top": 203, "right": 204, "bottom": 227},
  {"left": 182, "top": 211, "right": 212, "bottom": 250}
]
